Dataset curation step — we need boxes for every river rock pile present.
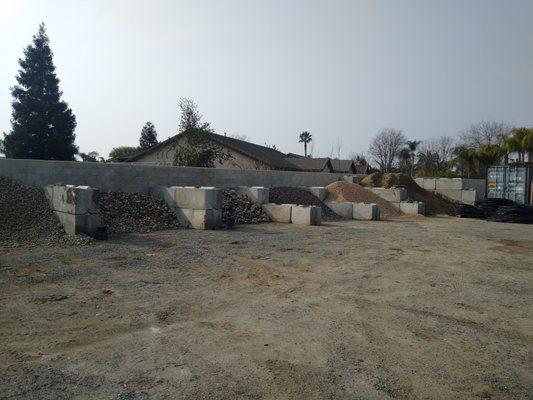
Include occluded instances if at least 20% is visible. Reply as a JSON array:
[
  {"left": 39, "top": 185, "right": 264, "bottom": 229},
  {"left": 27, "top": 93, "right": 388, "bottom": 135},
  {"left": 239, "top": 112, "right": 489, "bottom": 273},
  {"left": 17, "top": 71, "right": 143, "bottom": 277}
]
[
  {"left": 0, "top": 177, "right": 93, "bottom": 247},
  {"left": 222, "top": 190, "right": 270, "bottom": 226},
  {"left": 99, "top": 191, "right": 181, "bottom": 234}
]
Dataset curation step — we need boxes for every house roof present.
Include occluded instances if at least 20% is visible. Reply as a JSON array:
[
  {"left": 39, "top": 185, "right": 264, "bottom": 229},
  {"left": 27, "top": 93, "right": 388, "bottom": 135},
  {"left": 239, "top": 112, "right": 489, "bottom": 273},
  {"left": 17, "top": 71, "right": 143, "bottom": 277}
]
[
  {"left": 283, "top": 157, "right": 333, "bottom": 172},
  {"left": 330, "top": 159, "right": 355, "bottom": 173},
  {"left": 127, "top": 131, "right": 299, "bottom": 170}
]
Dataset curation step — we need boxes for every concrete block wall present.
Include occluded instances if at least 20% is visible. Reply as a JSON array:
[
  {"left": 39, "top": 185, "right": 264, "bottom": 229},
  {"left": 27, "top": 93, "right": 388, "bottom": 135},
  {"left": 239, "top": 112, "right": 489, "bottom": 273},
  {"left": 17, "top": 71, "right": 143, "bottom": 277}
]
[
  {"left": 0, "top": 158, "right": 348, "bottom": 194},
  {"left": 352, "top": 203, "right": 380, "bottom": 220},
  {"left": 44, "top": 184, "right": 107, "bottom": 238},
  {"left": 414, "top": 177, "right": 485, "bottom": 205},
  {"left": 291, "top": 206, "right": 321, "bottom": 226},
  {"left": 151, "top": 186, "right": 222, "bottom": 229},
  {"left": 369, "top": 187, "right": 407, "bottom": 202},
  {"left": 232, "top": 186, "right": 269, "bottom": 205}
]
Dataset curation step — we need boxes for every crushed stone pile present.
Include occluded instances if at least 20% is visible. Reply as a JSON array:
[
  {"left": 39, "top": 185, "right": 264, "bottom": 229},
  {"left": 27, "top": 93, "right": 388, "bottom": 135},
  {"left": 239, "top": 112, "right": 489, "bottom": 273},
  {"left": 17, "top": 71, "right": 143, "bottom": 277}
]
[
  {"left": 360, "top": 172, "right": 456, "bottom": 215},
  {"left": 222, "top": 190, "right": 270, "bottom": 226},
  {"left": 0, "top": 177, "right": 93, "bottom": 247},
  {"left": 99, "top": 192, "right": 181, "bottom": 234},
  {"left": 325, "top": 181, "right": 401, "bottom": 219},
  {"left": 269, "top": 186, "right": 344, "bottom": 221}
]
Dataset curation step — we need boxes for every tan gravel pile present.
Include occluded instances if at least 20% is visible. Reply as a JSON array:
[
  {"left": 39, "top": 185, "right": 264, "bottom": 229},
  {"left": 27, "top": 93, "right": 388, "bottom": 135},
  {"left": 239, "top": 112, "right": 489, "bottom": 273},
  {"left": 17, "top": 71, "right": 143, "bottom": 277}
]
[
  {"left": 360, "top": 172, "right": 456, "bottom": 215},
  {"left": 325, "top": 181, "right": 401, "bottom": 219}
]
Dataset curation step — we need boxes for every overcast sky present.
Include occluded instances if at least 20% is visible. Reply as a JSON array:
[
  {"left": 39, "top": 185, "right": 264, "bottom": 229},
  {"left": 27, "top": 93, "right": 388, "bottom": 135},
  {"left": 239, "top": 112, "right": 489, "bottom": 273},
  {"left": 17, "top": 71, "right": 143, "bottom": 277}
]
[{"left": 1, "top": 0, "right": 532, "bottom": 159}]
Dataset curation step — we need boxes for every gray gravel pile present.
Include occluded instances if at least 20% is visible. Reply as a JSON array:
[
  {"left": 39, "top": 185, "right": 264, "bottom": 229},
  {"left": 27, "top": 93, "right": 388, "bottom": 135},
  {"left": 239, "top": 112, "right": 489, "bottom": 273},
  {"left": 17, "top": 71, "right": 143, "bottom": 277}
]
[
  {"left": 0, "top": 177, "right": 93, "bottom": 247},
  {"left": 99, "top": 192, "right": 181, "bottom": 234},
  {"left": 222, "top": 190, "right": 270, "bottom": 225},
  {"left": 269, "top": 186, "right": 344, "bottom": 221}
]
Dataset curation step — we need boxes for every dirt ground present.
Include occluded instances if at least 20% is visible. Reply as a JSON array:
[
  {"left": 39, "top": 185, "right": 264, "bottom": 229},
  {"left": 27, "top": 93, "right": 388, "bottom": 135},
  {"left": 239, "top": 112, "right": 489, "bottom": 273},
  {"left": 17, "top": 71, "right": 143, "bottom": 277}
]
[{"left": 1, "top": 217, "right": 532, "bottom": 399}]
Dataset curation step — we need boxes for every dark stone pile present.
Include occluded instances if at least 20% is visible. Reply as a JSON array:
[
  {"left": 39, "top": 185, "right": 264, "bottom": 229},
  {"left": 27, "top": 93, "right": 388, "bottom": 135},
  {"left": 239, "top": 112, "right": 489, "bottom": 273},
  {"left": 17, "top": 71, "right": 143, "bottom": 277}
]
[
  {"left": 222, "top": 190, "right": 270, "bottom": 226},
  {"left": 0, "top": 177, "right": 93, "bottom": 247},
  {"left": 98, "top": 192, "right": 181, "bottom": 234},
  {"left": 269, "top": 186, "right": 344, "bottom": 221}
]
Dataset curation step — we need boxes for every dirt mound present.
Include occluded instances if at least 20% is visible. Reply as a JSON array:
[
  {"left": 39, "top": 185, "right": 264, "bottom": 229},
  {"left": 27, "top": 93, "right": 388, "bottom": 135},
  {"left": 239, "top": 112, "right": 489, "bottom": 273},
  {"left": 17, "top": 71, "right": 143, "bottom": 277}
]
[
  {"left": 99, "top": 192, "right": 181, "bottom": 234},
  {"left": 269, "top": 187, "right": 344, "bottom": 221},
  {"left": 222, "top": 190, "right": 270, "bottom": 226},
  {"left": 325, "top": 181, "right": 401, "bottom": 219},
  {"left": 360, "top": 172, "right": 455, "bottom": 215},
  {"left": 0, "top": 177, "right": 93, "bottom": 247}
]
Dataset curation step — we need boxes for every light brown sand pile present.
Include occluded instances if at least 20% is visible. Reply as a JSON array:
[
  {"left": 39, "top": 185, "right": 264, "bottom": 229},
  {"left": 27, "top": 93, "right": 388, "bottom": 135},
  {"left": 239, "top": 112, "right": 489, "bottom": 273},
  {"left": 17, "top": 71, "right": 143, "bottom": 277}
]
[
  {"left": 325, "top": 181, "right": 401, "bottom": 219},
  {"left": 360, "top": 172, "right": 456, "bottom": 215}
]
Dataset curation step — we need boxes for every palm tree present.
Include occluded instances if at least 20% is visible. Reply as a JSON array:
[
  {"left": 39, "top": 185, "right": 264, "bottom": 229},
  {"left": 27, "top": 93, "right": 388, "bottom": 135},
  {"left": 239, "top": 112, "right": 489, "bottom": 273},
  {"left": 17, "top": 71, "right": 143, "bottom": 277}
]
[
  {"left": 397, "top": 148, "right": 411, "bottom": 174},
  {"left": 405, "top": 140, "right": 421, "bottom": 176},
  {"left": 299, "top": 131, "right": 313, "bottom": 157},
  {"left": 505, "top": 127, "right": 533, "bottom": 163},
  {"left": 454, "top": 147, "right": 477, "bottom": 178}
]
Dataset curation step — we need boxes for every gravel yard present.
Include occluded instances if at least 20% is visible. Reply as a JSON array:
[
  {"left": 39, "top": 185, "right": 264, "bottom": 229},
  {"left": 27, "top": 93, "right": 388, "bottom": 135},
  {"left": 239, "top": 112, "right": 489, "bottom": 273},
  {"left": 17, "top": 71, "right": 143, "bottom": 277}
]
[{"left": 0, "top": 217, "right": 532, "bottom": 399}]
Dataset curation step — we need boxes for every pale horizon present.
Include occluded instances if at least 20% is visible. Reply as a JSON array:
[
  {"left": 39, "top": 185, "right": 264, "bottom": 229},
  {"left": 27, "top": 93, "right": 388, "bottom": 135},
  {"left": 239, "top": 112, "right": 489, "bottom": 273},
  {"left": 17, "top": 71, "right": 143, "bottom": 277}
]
[{"left": 1, "top": 0, "right": 532, "bottom": 159}]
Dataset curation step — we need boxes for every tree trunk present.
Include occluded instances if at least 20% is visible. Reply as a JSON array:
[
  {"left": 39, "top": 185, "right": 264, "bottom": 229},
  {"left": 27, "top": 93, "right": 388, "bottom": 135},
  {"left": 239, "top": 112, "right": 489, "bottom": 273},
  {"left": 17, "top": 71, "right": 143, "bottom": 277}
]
[{"left": 304, "top": 142, "right": 307, "bottom": 157}]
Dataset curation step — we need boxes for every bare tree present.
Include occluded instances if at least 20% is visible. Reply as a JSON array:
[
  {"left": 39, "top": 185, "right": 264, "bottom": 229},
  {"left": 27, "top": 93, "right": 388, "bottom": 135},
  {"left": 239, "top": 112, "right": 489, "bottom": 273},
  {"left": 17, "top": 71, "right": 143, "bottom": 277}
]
[
  {"left": 329, "top": 138, "right": 342, "bottom": 159},
  {"left": 459, "top": 121, "right": 512, "bottom": 148},
  {"left": 178, "top": 98, "right": 211, "bottom": 133},
  {"left": 368, "top": 128, "right": 406, "bottom": 172}
]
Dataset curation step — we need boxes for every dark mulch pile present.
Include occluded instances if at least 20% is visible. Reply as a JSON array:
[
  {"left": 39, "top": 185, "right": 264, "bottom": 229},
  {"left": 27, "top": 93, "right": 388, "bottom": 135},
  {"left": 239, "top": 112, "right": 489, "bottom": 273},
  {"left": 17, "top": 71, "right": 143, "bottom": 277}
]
[
  {"left": 269, "top": 186, "right": 344, "bottom": 221},
  {"left": 99, "top": 192, "right": 181, "bottom": 233},
  {"left": 222, "top": 190, "right": 270, "bottom": 226}
]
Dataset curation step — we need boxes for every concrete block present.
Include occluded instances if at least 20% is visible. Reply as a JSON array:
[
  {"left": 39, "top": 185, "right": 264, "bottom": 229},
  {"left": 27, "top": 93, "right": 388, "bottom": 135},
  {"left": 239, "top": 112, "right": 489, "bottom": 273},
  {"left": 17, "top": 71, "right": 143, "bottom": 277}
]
[
  {"left": 325, "top": 202, "right": 353, "bottom": 219},
  {"left": 309, "top": 186, "right": 327, "bottom": 201},
  {"left": 173, "top": 208, "right": 222, "bottom": 230},
  {"left": 54, "top": 211, "right": 106, "bottom": 237},
  {"left": 262, "top": 203, "right": 293, "bottom": 223},
  {"left": 436, "top": 178, "right": 463, "bottom": 190},
  {"left": 437, "top": 189, "right": 463, "bottom": 202},
  {"left": 461, "top": 189, "right": 477, "bottom": 205},
  {"left": 233, "top": 186, "right": 269, "bottom": 205},
  {"left": 415, "top": 178, "right": 436, "bottom": 190},
  {"left": 352, "top": 203, "right": 379, "bottom": 220},
  {"left": 369, "top": 187, "right": 407, "bottom": 202},
  {"left": 291, "top": 205, "right": 321, "bottom": 226},
  {"left": 149, "top": 186, "right": 177, "bottom": 206},
  {"left": 399, "top": 201, "right": 425, "bottom": 215},
  {"left": 45, "top": 184, "right": 100, "bottom": 214},
  {"left": 171, "top": 186, "right": 222, "bottom": 210}
]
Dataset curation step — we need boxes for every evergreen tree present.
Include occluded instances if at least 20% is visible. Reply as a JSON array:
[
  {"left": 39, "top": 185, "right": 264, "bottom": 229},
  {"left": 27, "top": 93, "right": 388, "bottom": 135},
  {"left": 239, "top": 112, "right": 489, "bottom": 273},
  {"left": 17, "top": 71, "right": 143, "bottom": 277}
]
[
  {"left": 139, "top": 121, "right": 158, "bottom": 150},
  {"left": 3, "top": 23, "right": 78, "bottom": 160}
]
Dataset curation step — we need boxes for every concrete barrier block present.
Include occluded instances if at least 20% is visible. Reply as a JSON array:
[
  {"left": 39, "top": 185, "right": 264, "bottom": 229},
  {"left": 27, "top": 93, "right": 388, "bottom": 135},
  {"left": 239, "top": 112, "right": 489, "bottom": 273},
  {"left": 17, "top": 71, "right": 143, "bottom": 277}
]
[
  {"left": 437, "top": 189, "right": 463, "bottom": 202},
  {"left": 461, "top": 189, "right": 477, "bottom": 205},
  {"left": 436, "top": 178, "right": 463, "bottom": 190},
  {"left": 399, "top": 201, "right": 425, "bottom": 215},
  {"left": 309, "top": 187, "right": 327, "bottom": 201},
  {"left": 262, "top": 203, "right": 293, "bottom": 223},
  {"left": 325, "top": 202, "right": 353, "bottom": 219},
  {"left": 233, "top": 186, "right": 269, "bottom": 205},
  {"left": 291, "top": 205, "right": 321, "bottom": 226},
  {"left": 46, "top": 184, "right": 100, "bottom": 214},
  {"left": 369, "top": 187, "right": 407, "bottom": 202},
  {"left": 174, "top": 208, "right": 222, "bottom": 230},
  {"left": 352, "top": 203, "right": 379, "bottom": 220},
  {"left": 171, "top": 186, "right": 222, "bottom": 210},
  {"left": 149, "top": 186, "right": 177, "bottom": 206}
]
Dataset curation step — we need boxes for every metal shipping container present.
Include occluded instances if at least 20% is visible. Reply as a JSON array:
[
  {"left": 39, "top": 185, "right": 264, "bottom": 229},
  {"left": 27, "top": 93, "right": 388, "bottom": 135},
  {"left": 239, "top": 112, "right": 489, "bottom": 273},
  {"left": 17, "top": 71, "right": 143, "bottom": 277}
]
[{"left": 486, "top": 165, "right": 533, "bottom": 205}]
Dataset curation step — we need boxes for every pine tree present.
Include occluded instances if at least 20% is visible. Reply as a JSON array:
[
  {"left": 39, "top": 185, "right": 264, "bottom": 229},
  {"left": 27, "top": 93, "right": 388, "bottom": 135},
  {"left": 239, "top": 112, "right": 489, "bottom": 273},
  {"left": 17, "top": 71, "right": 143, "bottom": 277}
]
[
  {"left": 3, "top": 23, "right": 78, "bottom": 160},
  {"left": 139, "top": 121, "right": 158, "bottom": 150}
]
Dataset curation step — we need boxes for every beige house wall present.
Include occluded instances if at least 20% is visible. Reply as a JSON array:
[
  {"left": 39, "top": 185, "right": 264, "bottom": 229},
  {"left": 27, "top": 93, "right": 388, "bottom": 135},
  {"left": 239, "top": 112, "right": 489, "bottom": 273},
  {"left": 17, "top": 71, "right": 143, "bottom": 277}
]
[{"left": 132, "top": 138, "right": 273, "bottom": 170}]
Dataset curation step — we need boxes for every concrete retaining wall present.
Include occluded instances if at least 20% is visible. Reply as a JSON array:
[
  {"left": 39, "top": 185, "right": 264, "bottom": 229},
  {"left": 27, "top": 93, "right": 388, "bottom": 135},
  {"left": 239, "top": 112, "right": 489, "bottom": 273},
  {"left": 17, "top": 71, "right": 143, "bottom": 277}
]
[
  {"left": 414, "top": 177, "right": 485, "bottom": 205},
  {"left": 0, "top": 158, "right": 347, "bottom": 193}
]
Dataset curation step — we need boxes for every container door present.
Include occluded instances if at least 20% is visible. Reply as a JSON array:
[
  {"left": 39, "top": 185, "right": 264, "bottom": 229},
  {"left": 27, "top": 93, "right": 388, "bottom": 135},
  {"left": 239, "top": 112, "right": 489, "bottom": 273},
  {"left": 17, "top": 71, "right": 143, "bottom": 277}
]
[
  {"left": 486, "top": 166, "right": 506, "bottom": 199},
  {"left": 506, "top": 167, "right": 526, "bottom": 204}
]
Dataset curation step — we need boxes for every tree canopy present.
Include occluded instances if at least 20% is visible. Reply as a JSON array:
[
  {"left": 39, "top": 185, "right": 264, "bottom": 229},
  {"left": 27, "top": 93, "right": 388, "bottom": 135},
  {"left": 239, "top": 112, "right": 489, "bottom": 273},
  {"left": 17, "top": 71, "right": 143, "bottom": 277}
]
[
  {"left": 3, "top": 23, "right": 78, "bottom": 160},
  {"left": 139, "top": 121, "right": 158, "bottom": 150}
]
